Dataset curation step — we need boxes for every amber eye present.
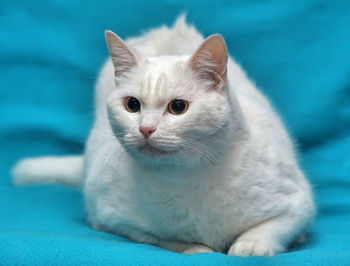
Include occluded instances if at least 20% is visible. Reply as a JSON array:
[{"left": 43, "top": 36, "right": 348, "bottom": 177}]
[
  {"left": 168, "top": 99, "right": 188, "bottom": 115},
  {"left": 125, "top": 97, "right": 140, "bottom": 113}
]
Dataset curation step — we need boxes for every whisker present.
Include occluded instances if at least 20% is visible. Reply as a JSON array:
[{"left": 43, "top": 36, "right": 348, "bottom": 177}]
[{"left": 179, "top": 138, "right": 219, "bottom": 165}]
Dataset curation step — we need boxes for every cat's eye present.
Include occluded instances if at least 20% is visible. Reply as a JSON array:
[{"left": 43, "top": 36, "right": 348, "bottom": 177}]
[
  {"left": 168, "top": 99, "right": 188, "bottom": 115},
  {"left": 125, "top": 97, "right": 141, "bottom": 113}
]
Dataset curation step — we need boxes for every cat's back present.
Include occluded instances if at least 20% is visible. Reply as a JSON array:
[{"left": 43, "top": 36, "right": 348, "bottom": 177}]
[{"left": 126, "top": 15, "right": 204, "bottom": 56}]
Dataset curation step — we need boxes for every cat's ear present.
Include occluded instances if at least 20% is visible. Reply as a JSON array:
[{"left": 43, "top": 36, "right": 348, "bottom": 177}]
[
  {"left": 189, "top": 34, "right": 228, "bottom": 90},
  {"left": 105, "top": 30, "right": 138, "bottom": 77}
]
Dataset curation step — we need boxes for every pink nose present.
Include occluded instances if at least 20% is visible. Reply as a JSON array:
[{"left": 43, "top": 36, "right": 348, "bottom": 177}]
[{"left": 139, "top": 127, "right": 156, "bottom": 139}]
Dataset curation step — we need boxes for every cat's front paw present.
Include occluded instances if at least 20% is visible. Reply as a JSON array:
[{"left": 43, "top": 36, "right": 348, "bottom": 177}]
[
  {"left": 228, "top": 239, "right": 274, "bottom": 257},
  {"left": 182, "top": 244, "right": 214, "bottom": 255}
]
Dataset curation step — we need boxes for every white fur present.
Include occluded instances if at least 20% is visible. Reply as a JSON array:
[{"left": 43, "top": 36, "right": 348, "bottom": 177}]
[
  {"left": 12, "top": 156, "right": 83, "bottom": 186},
  {"left": 12, "top": 16, "right": 315, "bottom": 256}
]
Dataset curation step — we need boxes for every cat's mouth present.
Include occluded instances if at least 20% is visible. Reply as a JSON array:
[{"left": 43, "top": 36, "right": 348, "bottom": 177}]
[{"left": 139, "top": 142, "right": 175, "bottom": 156}]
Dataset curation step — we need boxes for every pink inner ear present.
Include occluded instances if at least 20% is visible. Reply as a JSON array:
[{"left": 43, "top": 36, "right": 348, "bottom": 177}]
[
  {"left": 190, "top": 34, "right": 228, "bottom": 89},
  {"left": 105, "top": 30, "right": 137, "bottom": 77}
]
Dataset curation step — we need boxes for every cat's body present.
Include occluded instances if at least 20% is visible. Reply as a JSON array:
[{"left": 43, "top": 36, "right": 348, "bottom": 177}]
[{"left": 13, "top": 17, "right": 315, "bottom": 256}]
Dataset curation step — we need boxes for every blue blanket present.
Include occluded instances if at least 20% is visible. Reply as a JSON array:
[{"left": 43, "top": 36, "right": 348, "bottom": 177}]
[{"left": 1, "top": 0, "right": 349, "bottom": 265}]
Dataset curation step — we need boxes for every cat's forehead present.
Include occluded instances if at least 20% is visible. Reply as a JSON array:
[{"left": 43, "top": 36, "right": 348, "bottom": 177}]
[{"left": 134, "top": 55, "right": 192, "bottom": 104}]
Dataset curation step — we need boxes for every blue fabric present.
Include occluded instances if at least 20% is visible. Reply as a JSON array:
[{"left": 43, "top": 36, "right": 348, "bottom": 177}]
[{"left": 1, "top": 0, "right": 349, "bottom": 265}]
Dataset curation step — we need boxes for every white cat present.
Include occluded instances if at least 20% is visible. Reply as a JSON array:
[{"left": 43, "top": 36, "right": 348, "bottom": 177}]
[{"left": 12, "top": 16, "right": 315, "bottom": 256}]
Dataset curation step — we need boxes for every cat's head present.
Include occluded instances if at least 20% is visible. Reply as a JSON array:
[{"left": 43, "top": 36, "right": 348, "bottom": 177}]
[{"left": 105, "top": 31, "right": 234, "bottom": 168}]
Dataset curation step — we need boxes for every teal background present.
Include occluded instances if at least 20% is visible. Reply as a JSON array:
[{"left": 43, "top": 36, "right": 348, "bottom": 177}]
[{"left": 1, "top": 0, "right": 349, "bottom": 265}]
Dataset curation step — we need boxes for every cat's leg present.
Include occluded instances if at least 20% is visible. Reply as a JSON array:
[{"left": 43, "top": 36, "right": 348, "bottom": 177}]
[
  {"left": 157, "top": 240, "right": 214, "bottom": 254},
  {"left": 228, "top": 216, "right": 285, "bottom": 257},
  {"left": 182, "top": 244, "right": 214, "bottom": 255},
  {"left": 104, "top": 226, "right": 214, "bottom": 255},
  {"left": 228, "top": 192, "right": 314, "bottom": 257},
  {"left": 131, "top": 233, "right": 214, "bottom": 254}
]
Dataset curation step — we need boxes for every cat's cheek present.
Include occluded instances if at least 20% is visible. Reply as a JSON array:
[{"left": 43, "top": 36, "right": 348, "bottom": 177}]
[
  {"left": 107, "top": 95, "right": 134, "bottom": 130},
  {"left": 188, "top": 93, "right": 229, "bottom": 131}
]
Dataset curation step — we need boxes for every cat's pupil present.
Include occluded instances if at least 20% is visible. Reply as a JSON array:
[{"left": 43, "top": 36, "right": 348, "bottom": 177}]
[
  {"left": 171, "top": 100, "right": 186, "bottom": 113},
  {"left": 126, "top": 97, "right": 140, "bottom": 112}
]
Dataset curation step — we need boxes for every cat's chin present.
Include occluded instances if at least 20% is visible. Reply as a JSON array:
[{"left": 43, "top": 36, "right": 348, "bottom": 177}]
[
  {"left": 139, "top": 143, "right": 176, "bottom": 156},
  {"left": 124, "top": 143, "right": 186, "bottom": 168}
]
